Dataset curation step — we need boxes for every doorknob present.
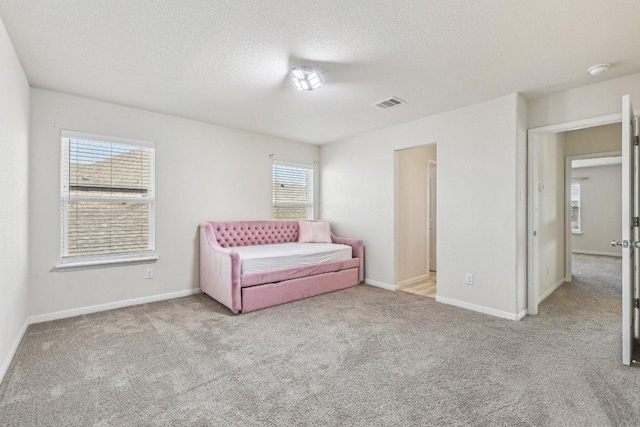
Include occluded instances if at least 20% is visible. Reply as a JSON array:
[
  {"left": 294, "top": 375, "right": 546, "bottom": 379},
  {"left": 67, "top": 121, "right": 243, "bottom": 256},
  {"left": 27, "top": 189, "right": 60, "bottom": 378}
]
[{"left": 611, "top": 240, "right": 640, "bottom": 248}]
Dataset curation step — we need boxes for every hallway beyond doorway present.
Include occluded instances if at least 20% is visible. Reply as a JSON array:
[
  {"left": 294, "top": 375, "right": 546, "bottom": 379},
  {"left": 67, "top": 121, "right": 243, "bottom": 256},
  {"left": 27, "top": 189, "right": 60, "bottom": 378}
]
[{"left": 544, "top": 254, "right": 620, "bottom": 321}]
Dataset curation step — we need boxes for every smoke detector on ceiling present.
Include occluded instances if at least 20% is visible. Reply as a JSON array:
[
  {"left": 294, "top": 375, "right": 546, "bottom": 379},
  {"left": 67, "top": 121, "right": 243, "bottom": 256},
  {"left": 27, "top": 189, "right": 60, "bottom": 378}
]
[
  {"left": 588, "top": 63, "right": 610, "bottom": 76},
  {"left": 374, "top": 97, "right": 405, "bottom": 110}
]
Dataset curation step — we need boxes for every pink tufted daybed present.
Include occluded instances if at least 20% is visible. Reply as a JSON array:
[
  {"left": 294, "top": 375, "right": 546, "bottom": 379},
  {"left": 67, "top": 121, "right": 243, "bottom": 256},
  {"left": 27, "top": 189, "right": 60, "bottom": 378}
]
[{"left": 199, "top": 221, "right": 364, "bottom": 313}]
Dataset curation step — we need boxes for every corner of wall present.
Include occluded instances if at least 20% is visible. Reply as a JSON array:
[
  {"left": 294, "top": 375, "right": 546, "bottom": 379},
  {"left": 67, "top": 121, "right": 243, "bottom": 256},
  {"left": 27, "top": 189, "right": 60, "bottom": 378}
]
[
  {"left": 515, "top": 93, "right": 528, "bottom": 314},
  {"left": 0, "top": 14, "right": 31, "bottom": 385}
]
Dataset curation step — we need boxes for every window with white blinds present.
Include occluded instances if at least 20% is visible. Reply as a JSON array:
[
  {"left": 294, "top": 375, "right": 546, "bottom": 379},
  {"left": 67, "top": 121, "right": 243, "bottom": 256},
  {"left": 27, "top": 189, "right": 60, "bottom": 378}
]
[
  {"left": 60, "top": 130, "right": 155, "bottom": 265},
  {"left": 571, "top": 181, "right": 581, "bottom": 233},
  {"left": 272, "top": 162, "right": 314, "bottom": 220}
]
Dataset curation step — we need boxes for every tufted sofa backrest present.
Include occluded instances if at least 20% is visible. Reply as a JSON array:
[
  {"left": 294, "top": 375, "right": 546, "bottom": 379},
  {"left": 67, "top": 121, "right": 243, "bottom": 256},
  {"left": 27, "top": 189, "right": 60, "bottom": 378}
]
[{"left": 206, "top": 221, "right": 299, "bottom": 248}]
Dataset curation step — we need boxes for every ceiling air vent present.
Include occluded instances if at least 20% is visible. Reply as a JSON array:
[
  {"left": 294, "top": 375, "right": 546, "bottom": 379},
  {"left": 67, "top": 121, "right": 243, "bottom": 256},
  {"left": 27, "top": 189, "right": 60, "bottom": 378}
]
[{"left": 374, "top": 97, "right": 404, "bottom": 110}]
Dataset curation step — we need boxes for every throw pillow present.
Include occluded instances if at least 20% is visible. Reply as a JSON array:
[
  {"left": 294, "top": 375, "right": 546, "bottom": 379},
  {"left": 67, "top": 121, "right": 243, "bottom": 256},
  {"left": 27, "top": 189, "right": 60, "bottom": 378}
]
[{"left": 298, "top": 220, "right": 332, "bottom": 243}]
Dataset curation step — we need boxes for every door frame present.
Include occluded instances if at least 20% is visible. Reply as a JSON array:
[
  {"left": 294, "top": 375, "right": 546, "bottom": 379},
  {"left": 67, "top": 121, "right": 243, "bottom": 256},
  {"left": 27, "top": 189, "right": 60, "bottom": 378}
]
[
  {"left": 427, "top": 159, "right": 437, "bottom": 274},
  {"left": 527, "top": 113, "right": 625, "bottom": 315}
]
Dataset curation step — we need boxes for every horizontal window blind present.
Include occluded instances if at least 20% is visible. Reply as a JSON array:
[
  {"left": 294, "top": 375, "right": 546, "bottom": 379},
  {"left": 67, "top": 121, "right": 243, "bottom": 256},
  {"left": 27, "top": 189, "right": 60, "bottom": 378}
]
[
  {"left": 571, "top": 182, "right": 581, "bottom": 233},
  {"left": 60, "top": 131, "right": 155, "bottom": 262},
  {"left": 272, "top": 162, "right": 314, "bottom": 221}
]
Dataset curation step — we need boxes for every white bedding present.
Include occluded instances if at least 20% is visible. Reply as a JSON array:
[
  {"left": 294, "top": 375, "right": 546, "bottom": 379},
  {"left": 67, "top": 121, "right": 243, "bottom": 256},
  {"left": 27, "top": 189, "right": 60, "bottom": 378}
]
[{"left": 232, "top": 242, "right": 352, "bottom": 274}]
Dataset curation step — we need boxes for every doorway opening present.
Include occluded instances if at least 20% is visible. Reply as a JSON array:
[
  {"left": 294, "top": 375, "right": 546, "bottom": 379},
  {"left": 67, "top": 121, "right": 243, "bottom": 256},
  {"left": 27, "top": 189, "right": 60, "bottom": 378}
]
[
  {"left": 394, "top": 143, "right": 437, "bottom": 298},
  {"left": 533, "top": 123, "right": 622, "bottom": 307},
  {"left": 529, "top": 118, "right": 624, "bottom": 312},
  {"left": 569, "top": 153, "right": 622, "bottom": 277}
]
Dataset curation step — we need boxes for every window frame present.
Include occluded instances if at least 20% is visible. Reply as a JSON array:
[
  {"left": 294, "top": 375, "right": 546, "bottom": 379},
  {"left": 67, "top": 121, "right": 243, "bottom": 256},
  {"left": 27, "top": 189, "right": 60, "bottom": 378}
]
[
  {"left": 570, "top": 180, "right": 582, "bottom": 234},
  {"left": 57, "top": 130, "right": 156, "bottom": 270},
  {"left": 271, "top": 160, "right": 315, "bottom": 221}
]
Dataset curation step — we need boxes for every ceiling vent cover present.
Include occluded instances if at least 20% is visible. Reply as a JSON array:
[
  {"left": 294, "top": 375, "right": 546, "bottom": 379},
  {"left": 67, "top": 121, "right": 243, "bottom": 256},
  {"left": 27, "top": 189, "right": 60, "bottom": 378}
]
[{"left": 374, "top": 97, "right": 404, "bottom": 110}]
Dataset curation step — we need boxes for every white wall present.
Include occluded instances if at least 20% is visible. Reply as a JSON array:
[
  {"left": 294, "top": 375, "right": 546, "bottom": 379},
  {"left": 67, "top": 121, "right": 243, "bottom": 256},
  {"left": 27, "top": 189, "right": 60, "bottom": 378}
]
[
  {"left": 572, "top": 164, "right": 622, "bottom": 256},
  {"left": 528, "top": 73, "right": 640, "bottom": 129},
  {"left": 395, "top": 144, "right": 436, "bottom": 284},
  {"left": 29, "top": 89, "right": 319, "bottom": 317},
  {"left": 537, "top": 132, "right": 566, "bottom": 300},
  {"left": 322, "top": 94, "right": 525, "bottom": 318},
  {"left": 0, "top": 16, "right": 30, "bottom": 382}
]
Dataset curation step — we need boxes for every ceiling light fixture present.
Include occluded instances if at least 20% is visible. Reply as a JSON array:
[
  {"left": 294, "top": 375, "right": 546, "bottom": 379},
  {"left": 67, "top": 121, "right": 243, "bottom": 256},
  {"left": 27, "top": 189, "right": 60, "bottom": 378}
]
[
  {"left": 588, "top": 63, "right": 610, "bottom": 76},
  {"left": 291, "top": 66, "right": 322, "bottom": 91}
]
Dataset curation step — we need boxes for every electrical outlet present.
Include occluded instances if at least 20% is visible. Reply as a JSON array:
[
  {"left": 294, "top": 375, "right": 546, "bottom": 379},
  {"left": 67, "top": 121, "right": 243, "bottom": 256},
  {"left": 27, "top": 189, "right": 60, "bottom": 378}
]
[
  {"left": 146, "top": 268, "right": 154, "bottom": 279},
  {"left": 465, "top": 273, "right": 474, "bottom": 285}
]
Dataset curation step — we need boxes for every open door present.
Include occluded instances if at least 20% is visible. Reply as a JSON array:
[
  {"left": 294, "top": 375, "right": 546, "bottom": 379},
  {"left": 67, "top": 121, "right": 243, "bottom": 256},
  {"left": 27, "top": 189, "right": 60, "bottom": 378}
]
[{"left": 620, "top": 95, "right": 638, "bottom": 365}]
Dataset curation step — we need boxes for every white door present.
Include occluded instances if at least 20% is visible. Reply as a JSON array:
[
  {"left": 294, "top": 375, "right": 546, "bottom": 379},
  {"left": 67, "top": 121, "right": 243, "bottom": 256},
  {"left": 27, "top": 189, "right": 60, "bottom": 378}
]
[
  {"left": 620, "top": 95, "right": 637, "bottom": 365},
  {"left": 429, "top": 162, "right": 437, "bottom": 271}
]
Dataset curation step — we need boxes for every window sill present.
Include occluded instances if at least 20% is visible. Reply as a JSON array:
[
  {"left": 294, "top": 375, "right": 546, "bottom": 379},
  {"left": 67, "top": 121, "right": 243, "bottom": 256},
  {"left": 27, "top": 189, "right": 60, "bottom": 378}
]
[{"left": 54, "top": 255, "right": 157, "bottom": 272}]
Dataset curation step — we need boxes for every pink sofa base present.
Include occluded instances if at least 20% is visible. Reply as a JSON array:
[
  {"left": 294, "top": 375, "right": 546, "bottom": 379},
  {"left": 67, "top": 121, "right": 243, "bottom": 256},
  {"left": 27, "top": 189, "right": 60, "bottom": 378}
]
[
  {"left": 241, "top": 258, "right": 360, "bottom": 287},
  {"left": 241, "top": 268, "right": 359, "bottom": 313}
]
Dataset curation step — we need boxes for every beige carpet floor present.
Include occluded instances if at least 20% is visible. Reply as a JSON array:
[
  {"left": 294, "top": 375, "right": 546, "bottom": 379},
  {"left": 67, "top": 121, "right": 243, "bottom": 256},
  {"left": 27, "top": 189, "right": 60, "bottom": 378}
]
[{"left": 1, "top": 254, "right": 639, "bottom": 426}]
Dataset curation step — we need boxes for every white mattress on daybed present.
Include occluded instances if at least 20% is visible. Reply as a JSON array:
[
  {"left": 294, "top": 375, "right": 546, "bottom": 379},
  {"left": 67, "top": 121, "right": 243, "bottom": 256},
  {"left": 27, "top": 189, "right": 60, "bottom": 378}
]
[{"left": 232, "top": 242, "right": 353, "bottom": 274}]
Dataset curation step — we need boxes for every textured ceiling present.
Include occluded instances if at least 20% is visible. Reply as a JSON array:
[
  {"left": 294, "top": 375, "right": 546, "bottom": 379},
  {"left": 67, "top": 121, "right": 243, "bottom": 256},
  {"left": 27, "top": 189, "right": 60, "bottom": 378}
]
[{"left": 1, "top": 0, "right": 640, "bottom": 144}]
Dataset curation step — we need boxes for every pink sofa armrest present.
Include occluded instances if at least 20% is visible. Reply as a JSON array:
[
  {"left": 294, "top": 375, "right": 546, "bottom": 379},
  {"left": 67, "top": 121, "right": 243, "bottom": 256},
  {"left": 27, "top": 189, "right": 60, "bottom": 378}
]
[
  {"left": 200, "top": 223, "right": 242, "bottom": 313},
  {"left": 331, "top": 233, "right": 364, "bottom": 283}
]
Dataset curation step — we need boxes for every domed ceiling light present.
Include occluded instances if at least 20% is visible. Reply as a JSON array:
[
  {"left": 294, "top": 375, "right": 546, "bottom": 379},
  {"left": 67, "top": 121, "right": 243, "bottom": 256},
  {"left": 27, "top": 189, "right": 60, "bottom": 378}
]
[
  {"left": 588, "top": 63, "right": 610, "bottom": 76},
  {"left": 291, "top": 66, "right": 322, "bottom": 91}
]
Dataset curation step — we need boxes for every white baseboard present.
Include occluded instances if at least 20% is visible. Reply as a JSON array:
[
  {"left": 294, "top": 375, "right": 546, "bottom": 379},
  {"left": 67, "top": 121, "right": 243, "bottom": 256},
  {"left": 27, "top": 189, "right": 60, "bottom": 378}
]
[
  {"left": 397, "top": 274, "right": 430, "bottom": 288},
  {"left": 538, "top": 278, "right": 566, "bottom": 304},
  {"left": 516, "top": 310, "right": 527, "bottom": 320},
  {"left": 435, "top": 295, "right": 522, "bottom": 321},
  {"left": 571, "top": 250, "right": 622, "bottom": 258},
  {"left": 28, "top": 288, "right": 201, "bottom": 324},
  {"left": 0, "top": 321, "right": 28, "bottom": 386},
  {"left": 364, "top": 279, "right": 397, "bottom": 291}
]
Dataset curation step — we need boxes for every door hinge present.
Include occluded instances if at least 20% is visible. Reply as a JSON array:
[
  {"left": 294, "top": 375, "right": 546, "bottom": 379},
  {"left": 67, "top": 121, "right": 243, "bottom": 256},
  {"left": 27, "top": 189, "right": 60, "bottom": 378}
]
[
  {"left": 634, "top": 217, "right": 639, "bottom": 227},
  {"left": 636, "top": 298, "right": 639, "bottom": 309},
  {"left": 635, "top": 135, "right": 639, "bottom": 146}
]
